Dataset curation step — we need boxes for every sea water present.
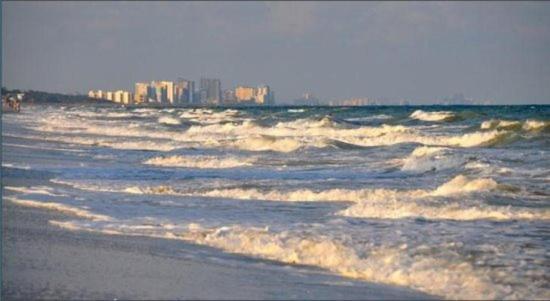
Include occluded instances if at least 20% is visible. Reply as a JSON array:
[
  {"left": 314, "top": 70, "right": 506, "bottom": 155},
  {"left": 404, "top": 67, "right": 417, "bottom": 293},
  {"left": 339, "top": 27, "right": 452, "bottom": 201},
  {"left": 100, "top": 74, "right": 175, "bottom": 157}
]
[{"left": 2, "top": 104, "right": 549, "bottom": 299}]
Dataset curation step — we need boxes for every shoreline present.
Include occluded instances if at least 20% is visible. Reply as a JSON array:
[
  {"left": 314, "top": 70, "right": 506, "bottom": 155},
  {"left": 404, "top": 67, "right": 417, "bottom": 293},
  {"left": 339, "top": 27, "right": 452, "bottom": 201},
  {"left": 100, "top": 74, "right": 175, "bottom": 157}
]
[{"left": 2, "top": 177, "right": 434, "bottom": 300}]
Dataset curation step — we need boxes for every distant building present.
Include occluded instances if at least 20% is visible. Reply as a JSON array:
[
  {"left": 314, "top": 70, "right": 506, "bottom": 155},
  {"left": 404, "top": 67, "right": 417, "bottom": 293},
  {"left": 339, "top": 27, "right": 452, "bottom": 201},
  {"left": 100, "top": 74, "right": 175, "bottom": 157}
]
[
  {"left": 235, "top": 86, "right": 256, "bottom": 102},
  {"left": 113, "top": 90, "right": 123, "bottom": 103},
  {"left": 223, "top": 89, "right": 236, "bottom": 104},
  {"left": 149, "top": 81, "right": 174, "bottom": 104},
  {"left": 293, "top": 93, "right": 320, "bottom": 106},
  {"left": 106, "top": 91, "right": 113, "bottom": 101},
  {"left": 88, "top": 90, "right": 105, "bottom": 100},
  {"left": 134, "top": 83, "right": 149, "bottom": 104},
  {"left": 174, "top": 78, "right": 195, "bottom": 105},
  {"left": 122, "top": 91, "right": 132, "bottom": 105},
  {"left": 200, "top": 78, "right": 222, "bottom": 104},
  {"left": 255, "top": 85, "right": 275, "bottom": 105}
]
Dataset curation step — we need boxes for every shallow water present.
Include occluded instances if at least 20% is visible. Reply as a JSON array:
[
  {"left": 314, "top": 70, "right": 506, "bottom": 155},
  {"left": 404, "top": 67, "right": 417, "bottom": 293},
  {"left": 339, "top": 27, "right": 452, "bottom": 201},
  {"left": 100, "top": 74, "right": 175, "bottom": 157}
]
[{"left": 2, "top": 104, "right": 549, "bottom": 299}]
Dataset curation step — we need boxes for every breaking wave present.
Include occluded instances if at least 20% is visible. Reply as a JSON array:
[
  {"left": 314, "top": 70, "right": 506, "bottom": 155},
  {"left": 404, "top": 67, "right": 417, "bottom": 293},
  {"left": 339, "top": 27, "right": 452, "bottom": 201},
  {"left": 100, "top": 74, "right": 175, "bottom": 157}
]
[
  {"left": 50, "top": 220, "right": 538, "bottom": 299},
  {"left": 232, "top": 135, "right": 304, "bottom": 153},
  {"left": 144, "top": 155, "right": 255, "bottom": 169},
  {"left": 31, "top": 110, "right": 522, "bottom": 152},
  {"left": 410, "top": 110, "right": 457, "bottom": 122},
  {"left": 400, "top": 146, "right": 463, "bottom": 172},
  {"left": 57, "top": 174, "right": 548, "bottom": 222},
  {"left": 480, "top": 119, "right": 548, "bottom": 132},
  {"left": 158, "top": 116, "right": 182, "bottom": 125}
]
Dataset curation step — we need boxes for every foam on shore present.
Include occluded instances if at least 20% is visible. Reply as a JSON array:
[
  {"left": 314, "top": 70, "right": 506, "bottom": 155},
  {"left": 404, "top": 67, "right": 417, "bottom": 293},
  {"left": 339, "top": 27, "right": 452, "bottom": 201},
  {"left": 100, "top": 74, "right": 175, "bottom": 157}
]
[
  {"left": 6, "top": 197, "right": 112, "bottom": 221},
  {"left": 50, "top": 220, "right": 532, "bottom": 300}
]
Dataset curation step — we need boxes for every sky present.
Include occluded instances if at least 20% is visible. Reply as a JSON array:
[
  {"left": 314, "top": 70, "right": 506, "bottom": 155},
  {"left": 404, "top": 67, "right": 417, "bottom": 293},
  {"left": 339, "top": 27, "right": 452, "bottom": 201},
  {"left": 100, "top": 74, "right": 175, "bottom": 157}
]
[{"left": 2, "top": 1, "right": 550, "bottom": 104}]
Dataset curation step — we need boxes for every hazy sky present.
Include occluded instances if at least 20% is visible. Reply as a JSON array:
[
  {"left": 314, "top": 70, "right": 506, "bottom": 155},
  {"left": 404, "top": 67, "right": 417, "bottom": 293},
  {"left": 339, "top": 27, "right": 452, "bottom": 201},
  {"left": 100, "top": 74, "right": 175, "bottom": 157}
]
[{"left": 3, "top": 1, "right": 550, "bottom": 104}]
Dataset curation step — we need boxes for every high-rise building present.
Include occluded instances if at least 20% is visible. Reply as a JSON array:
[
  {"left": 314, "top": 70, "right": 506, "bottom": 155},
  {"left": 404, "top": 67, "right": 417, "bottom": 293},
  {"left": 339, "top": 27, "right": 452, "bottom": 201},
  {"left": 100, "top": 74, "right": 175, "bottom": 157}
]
[
  {"left": 147, "top": 85, "right": 156, "bottom": 102},
  {"left": 162, "top": 81, "right": 174, "bottom": 104},
  {"left": 122, "top": 91, "right": 132, "bottom": 105},
  {"left": 149, "top": 81, "right": 174, "bottom": 104},
  {"left": 175, "top": 78, "right": 195, "bottom": 105},
  {"left": 235, "top": 86, "right": 256, "bottom": 102},
  {"left": 200, "top": 78, "right": 222, "bottom": 104},
  {"left": 113, "top": 90, "right": 124, "bottom": 103},
  {"left": 223, "top": 89, "right": 236, "bottom": 104},
  {"left": 134, "top": 82, "right": 149, "bottom": 104},
  {"left": 106, "top": 91, "right": 113, "bottom": 101},
  {"left": 255, "top": 85, "right": 274, "bottom": 105}
]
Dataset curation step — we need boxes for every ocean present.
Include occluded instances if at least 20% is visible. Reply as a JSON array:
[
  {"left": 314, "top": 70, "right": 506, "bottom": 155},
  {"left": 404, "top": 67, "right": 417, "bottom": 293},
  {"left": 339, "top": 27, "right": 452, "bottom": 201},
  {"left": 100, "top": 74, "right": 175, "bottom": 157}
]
[{"left": 2, "top": 104, "right": 549, "bottom": 299}]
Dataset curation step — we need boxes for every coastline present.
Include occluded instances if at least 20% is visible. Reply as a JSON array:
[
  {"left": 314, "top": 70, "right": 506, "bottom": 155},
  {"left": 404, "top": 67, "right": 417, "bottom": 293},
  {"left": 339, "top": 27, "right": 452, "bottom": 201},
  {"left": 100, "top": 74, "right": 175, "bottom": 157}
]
[{"left": 2, "top": 169, "right": 434, "bottom": 300}]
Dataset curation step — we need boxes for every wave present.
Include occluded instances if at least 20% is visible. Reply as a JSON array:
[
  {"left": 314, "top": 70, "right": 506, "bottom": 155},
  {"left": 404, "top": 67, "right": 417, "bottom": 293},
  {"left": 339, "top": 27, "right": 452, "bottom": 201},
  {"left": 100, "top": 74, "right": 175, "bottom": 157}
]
[
  {"left": 51, "top": 220, "right": 528, "bottom": 299},
  {"left": 5, "top": 197, "right": 111, "bottom": 221},
  {"left": 158, "top": 116, "right": 181, "bottom": 125},
  {"left": 523, "top": 119, "right": 548, "bottom": 131},
  {"left": 57, "top": 174, "right": 544, "bottom": 222},
  {"left": 143, "top": 155, "right": 254, "bottom": 169},
  {"left": 287, "top": 109, "right": 305, "bottom": 113},
  {"left": 232, "top": 135, "right": 304, "bottom": 153},
  {"left": 429, "top": 175, "right": 498, "bottom": 196},
  {"left": 345, "top": 129, "right": 512, "bottom": 148},
  {"left": 178, "top": 175, "right": 547, "bottom": 221},
  {"left": 179, "top": 109, "right": 244, "bottom": 124},
  {"left": 410, "top": 110, "right": 456, "bottom": 122},
  {"left": 30, "top": 110, "right": 520, "bottom": 153},
  {"left": 400, "top": 146, "right": 462, "bottom": 172},
  {"left": 480, "top": 119, "right": 548, "bottom": 132},
  {"left": 338, "top": 175, "right": 549, "bottom": 221},
  {"left": 4, "top": 186, "right": 66, "bottom": 197},
  {"left": 345, "top": 114, "right": 393, "bottom": 122}
]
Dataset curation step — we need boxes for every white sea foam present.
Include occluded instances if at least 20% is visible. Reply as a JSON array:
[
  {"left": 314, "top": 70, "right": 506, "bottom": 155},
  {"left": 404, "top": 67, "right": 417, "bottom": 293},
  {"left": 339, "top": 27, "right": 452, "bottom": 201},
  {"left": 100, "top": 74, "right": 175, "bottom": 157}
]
[
  {"left": 346, "top": 129, "right": 510, "bottom": 148},
  {"left": 4, "top": 186, "right": 66, "bottom": 197},
  {"left": 233, "top": 135, "right": 304, "bottom": 153},
  {"left": 51, "top": 174, "right": 544, "bottom": 223},
  {"left": 429, "top": 175, "right": 498, "bottom": 196},
  {"left": 410, "top": 110, "right": 456, "bottom": 122},
  {"left": 5, "top": 197, "right": 111, "bottom": 221},
  {"left": 345, "top": 114, "right": 393, "bottom": 122},
  {"left": 481, "top": 119, "right": 522, "bottom": 130},
  {"left": 522, "top": 119, "right": 548, "bottom": 131},
  {"left": 481, "top": 119, "right": 548, "bottom": 132},
  {"left": 144, "top": 155, "right": 254, "bottom": 169},
  {"left": 29, "top": 109, "right": 520, "bottom": 153},
  {"left": 187, "top": 175, "right": 548, "bottom": 221},
  {"left": 50, "top": 220, "right": 527, "bottom": 299},
  {"left": 2, "top": 163, "right": 31, "bottom": 170},
  {"left": 400, "top": 146, "right": 462, "bottom": 172},
  {"left": 339, "top": 175, "right": 549, "bottom": 221},
  {"left": 158, "top": 116, "right": 181, "bottom": 125}
]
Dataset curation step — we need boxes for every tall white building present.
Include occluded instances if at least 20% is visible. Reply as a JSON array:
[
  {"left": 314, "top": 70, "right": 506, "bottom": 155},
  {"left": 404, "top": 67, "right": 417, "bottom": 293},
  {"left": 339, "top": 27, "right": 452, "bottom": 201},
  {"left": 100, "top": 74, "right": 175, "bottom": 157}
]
[
  {"left": 113, "top": 90, "right": 124, "bottom": 103},
  {"left": 255, "top": 85, "right": 275, "bottom": 105}
]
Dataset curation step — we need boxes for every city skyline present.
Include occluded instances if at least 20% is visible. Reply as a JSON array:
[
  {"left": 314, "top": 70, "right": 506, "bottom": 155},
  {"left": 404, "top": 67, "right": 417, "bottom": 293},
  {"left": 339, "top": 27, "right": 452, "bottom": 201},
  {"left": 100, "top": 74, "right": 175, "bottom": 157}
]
[
  {"left": 3, "top": 2, "right": 550, "bottom": 104},
  {"left": 88, "top": 77, "right": 275, "bottom": 106}
]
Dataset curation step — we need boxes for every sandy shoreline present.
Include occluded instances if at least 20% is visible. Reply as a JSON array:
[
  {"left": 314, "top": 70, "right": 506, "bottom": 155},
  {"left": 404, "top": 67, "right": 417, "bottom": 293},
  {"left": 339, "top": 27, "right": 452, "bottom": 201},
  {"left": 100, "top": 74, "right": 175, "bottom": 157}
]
[{"left": 2, "top": 168, "right": 433, "bottom": 300}]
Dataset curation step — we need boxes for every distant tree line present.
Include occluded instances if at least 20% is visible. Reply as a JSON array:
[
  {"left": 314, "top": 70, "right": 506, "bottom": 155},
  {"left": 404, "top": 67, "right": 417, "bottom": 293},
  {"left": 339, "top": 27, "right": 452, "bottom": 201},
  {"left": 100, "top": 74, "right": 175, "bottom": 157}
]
[{"left": 2, "top": 87, "right": 113, "bottom": 104}]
